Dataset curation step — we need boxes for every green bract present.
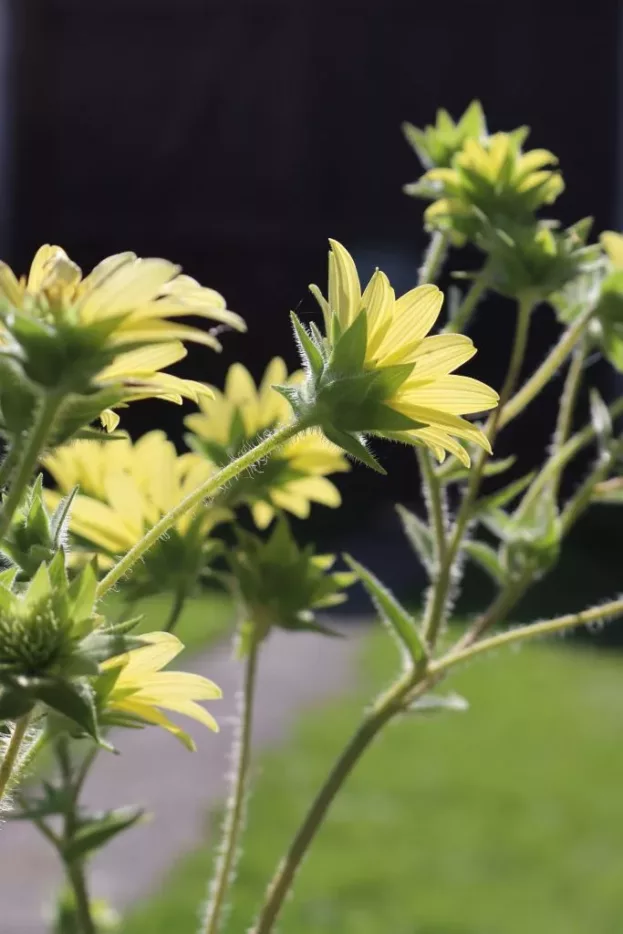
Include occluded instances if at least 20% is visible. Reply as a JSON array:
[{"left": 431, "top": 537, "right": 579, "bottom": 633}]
[
  {"left": 485, "top": 218, "right": 602, "bottom": 303},
  {"left": 227, "top": 517, "right": 355, "bottom": 653},
  {"left": 402, "top": 100, "right": 486, "bottom": 170},
  {"left": 0, "top": 554, "right": 137, "bottom": 737},
  {"left": 0, "top": 475, "right": 76, "bottom": 579}
]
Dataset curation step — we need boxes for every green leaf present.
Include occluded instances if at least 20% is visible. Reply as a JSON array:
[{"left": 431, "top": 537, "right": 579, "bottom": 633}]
[
  {"left": 290, "top": 311, "right": 324, "bottom": 377},
  {"left": 323, "top": 428, "right": 386, "bottom": 474},
  {"left": 344, "top": 555, "right": 427, "bottom": 663},
  {"left": 395, "top": 504, "right": 434, "bottom": 571},
  {"left": 437, "top": 455, "right": 516, "bottom": 485},
  {"left": 463, "top": 540, "right": 505, "bottom": 585},
  {"left": 329, "top": 309, "right": 368, "bottom": 374},
  {"left": 473, "top": 472, "right": 536, "bottom": 516},
  {"left": 63, "top": 807, "right": 145, "bottom": 862},
  {"left": 34, "top": 679, "right": 99, "bottom": 740},
  {"left": 408, "top": 691, "right": 469, "bottom": 714},
  {"left": 50, "top": 487, "right": 78, "bottom": 547}
]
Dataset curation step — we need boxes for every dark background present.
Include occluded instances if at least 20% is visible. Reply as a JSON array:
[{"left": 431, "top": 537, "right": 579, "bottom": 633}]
[{"left": 8, "top": 0, "right": 623, "bottom": 616}]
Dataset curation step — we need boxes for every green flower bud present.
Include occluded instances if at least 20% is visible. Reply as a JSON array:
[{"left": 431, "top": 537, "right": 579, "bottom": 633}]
[
  {"left": 402, "top": 100, "right": 486, "bottom": 170},
  {"left": 228, "top": 517, "right": 355, "bottom": 653}
]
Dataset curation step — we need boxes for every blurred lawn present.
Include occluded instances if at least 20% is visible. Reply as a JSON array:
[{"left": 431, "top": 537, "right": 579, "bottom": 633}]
[{"left": 125, "top": 627, "right": 623, "bottom": 934}]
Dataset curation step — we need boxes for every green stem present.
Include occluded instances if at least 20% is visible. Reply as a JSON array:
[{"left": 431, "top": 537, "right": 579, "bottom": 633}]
[
  {"left": 445, "top": 267, "right": 490, "bottom": 334},
  {"left": 251, "top": 671, "right": 414, "bottom": 934},
  {"left": 0, "top": 391, "right": 63, "bottom": 540},
  {"left": 164, "top": 587, "right": 188, "bottom": 633},
  {"left": 499, "top": 303, "right": 595, "bottom": 430},
  {"left": 422, "top": 296, "right": 534, "bottom": 647},
  {"left": 202, "top": 636, "right": 260, "bottom": 934},
  {"left": 96, "top": 420, "right": 308, "bottom": 599},
  {"left": 552, "top": 339, "right": 588, "bottom": 452},
  {"left": 417, "top": 448, "right": 446, "bottom": 567},
  {"left": 58, "top": 739, "right": 96, "bottom": 934},
  {"left": 432, "top": 596, "right": 623, "bottom": 676},
  {"left": 418, "top": 230, "right": 448, "bottom": 285},
  {"left": 452, "top": 571, "right": 533, "bottom": 654},
  {"left": 560, "top": 450, "right": 613, "bottom": 535},
  {"left": 0, "top": 713, "right": 31, "bottom": 804}
]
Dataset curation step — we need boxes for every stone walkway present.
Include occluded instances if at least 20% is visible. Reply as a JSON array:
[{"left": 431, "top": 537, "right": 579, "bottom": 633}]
[{"left": 0, "top": 622, "right": 366, "bottom": 933}]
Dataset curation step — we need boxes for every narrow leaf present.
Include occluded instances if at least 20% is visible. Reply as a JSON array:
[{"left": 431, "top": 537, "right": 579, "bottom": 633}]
[
  {"left": 344, "top": 555, "right": 427, "bottom": 663},
  {"left": 463, "top": 541, "right": 505, "bottom": 585},
  {"left": 64, "top": 808, "right": 145, "bottom": 862},
  {"left": 395, "top": 504, "right": 434, "bottom": 571}
]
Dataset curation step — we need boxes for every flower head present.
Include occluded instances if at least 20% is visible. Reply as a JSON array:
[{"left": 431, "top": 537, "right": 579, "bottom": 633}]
[
  {"left": 286, "top": 240, "right": 498, "bottom": 470},
  {"left": 406, "top": 129, "right": 564, "bottom": 245},
  {"left": 98, "top": 631, "right": 221, "bottom": 749},
  {"left": 228, "top": 517, "right": 356, "bottom": 652},
  {"left": 185, "top": 358, "right": 349, "bottom": 528},
  {"left": 402, "top": 100, "right": 486, "bottom": 170},
  {"left": 44, "top": 432, "right": 229, "bottom": 596},
  {"left": 485, "top": 218, "right": 601, "bottom": 303},
  {"left": 0, "top": 245, "right": 245, "bottom": 439},
  {"left": 0, "top": 554, "right": 137, "bottom": 736}
]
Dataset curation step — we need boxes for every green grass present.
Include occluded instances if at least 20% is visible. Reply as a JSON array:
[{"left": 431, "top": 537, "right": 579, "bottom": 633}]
[{"left": 124, "top": 629, "right": 623, "bottom": 934}]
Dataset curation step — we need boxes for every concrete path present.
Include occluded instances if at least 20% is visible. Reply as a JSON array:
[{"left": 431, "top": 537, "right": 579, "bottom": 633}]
[{"left": 0, "top": 622, "right": 366, "bottom": 933}]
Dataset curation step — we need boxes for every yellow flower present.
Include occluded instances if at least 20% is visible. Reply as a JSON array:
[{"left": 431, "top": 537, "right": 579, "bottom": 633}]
[
  {"left": 185, "top": 358, "right": 349, "bottom": 528},
  {"left": 99, "top": 631, "right": 221, "bottom": 749},
  {"left": 0, "top": 245, "right": 245, "bottom": 423},
  {"left": 291, "top": 240, "right": 499, "bottom": 468},
  {"left": 44, "top": 431, "right": 229, "bottom": 569},
  {"left": 407, "top": 130, "right": 564, "bottom": 244}
]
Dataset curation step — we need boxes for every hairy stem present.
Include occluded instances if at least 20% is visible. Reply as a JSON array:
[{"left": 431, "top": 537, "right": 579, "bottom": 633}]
[
  {"left": 499, "top": 303, "right": 595, "bottom": 429},
  {"left": 58, "top": 740, "right": 97, "bottom": 934},
  {"left": 202, "top": 637, "right": 260, "bottom": 934},
  {"left": 422, "top": 296, "right": 534, "bottom": 647},
  {"left": 417, "top": 447, "right": 446, "bottom": 569},
  {"left": 445, "top": 267, "right": 490, "bottom": 334},
  {"left": 418, "top": 230, "right": 448, "bottom": 285},
  {"left": 432, "top": 596, "right": 623, "bottom": 675},
  {"left": 250, "top": 671, "right": 415, "bottom": 934},
  {"left": 552, "top": 338, "right": 588, "bottom": 453},
  {"left": 97, "top": 420, "right": 308, "bottom": 599},
  {"left": 0, "top": 713, "right": 31, "bottom": 805},
  {"left": 0, "top": 391, "right": 63, "bottom": 540}
]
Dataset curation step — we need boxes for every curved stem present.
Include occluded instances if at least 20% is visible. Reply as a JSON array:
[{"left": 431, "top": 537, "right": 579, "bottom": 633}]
[
  {"left": 96, "top": 420, "right": 308, "bottom": 599},
  {"left": 432, "top": 596, "right": 623, "bottom": 676},
  {"left": 418, "top": 230, "right": 448, "bottom": 285},
  {"left": 500, "top": 303, "right": 595, "bottom": 430},
  {"left": 0, "top": 713, "right": 31, "bottom": 804},
  {"left": 251, "top": 671, "right": 413, "bottom": 934},
  {"left": 202, "top": 637, "right": 260, "bottom": 934},
  {"left": 0, "top": 391, "right": 63, "bottom": 540},
  {"left": 164, "top": 587, "right": 188, "bottom": 633},
  {"left": 445, "top": 267, "right": 490, "bottom": 334},
  {"left": 422, "top": 296, "right": 534, "bottom": 647}
]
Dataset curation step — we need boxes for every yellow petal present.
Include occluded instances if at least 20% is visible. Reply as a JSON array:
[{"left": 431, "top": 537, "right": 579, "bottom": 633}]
[
  {"left": 0, "top": 262, "right": 23, "bottom": 305},
  {"left": 78, "top": 258, "right": 179, "bottom": 320},
  {"left": 328, "top": 239, "right": 361, "bottom": 328},
  {"left": 399, "top": 375, "right": 499, "bottom": 415},
  {"left": 406, "top": 334, "right": 476, "bottom": 381},
  {"left": 98, "top": 341, "right": 187, "bottom": 381},
  {"left": 285, "top": 476, "right": 341, "bottom": 508},
  {"left": 270, "top": 488, "right": 311, "bottom": 518},
  {"left": 100, "top": 409, "right": 121, "bottom": 432},
  {"left": 155, "top": 697, "right": 219, "bottom": 732},
  {"left": 225, "top": 363, "right": 260, "bottom": 433},
  {"left": 375, "top": 285, "right": 444, "bottom": 364},
  {"left": 27, "top": 245, "right": 71, "bottom": 292},
  {"left": 251, "top": 501, "right": 275, "bottom": 529},
  {"left": 361, "top": 269, "right": 393, "bottom": 353},
  {"left": 410, "top": 426, "right": 471, "bottom": 467},
  {"left": 112, "top": 320, "right": 222, "bottom": 351},
  {"left": 103, "top": 631, "right": 184, "bottom": 676},
  {"left": 133, "top": 671, "right": 222, "bottom": 701},
  {"left": 103, "top": 471, "right": 145, "bottom": 538},
  {"left": 392, "top": 402, "right": 492, "bottom": 452},
  {"left": 109, "top": 698, "right": 197, "bottom": 751},
  {"left": 67, "top": 495, "right": 137, "bottom": 553}
]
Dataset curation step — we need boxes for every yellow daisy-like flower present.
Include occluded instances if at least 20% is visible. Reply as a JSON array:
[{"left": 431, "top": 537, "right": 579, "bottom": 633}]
[
  {"left": 406, "top": 130, "right": 564, "bottom": 244},
  {"left": 99, "top": 631, "right": 221, "bottom": 750},
  {"left": 289, "top": 240, "right": 499, "bottom": 468},
  {"left": 44, "top": 431, "right": 229, "bottom": 570},
  {"left": 185, "top": 358, "right": 349, "bottom": 528},
  {"left": 0, "top": 245, "right": 245, "bottom": 428}
]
